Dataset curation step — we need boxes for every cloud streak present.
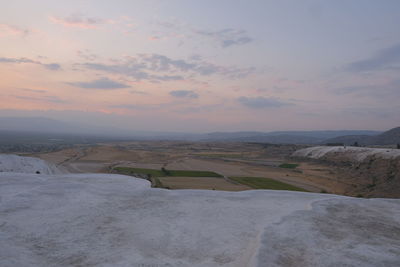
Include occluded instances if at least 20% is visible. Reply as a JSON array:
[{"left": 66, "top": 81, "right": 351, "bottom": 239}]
[
  {"left": 332, "top": 79, "right": 400, "bottom": 98},
  {"left": 0, "top": 57, "right": 61, "bottom": 70},
  {"left": 19, "top": 88, "right": 47, "bottom": 94},
  {"left": 345, "top": 43, "right": 400, "bottom": 72},
  {"left": 130, "top": 90, "right": 149, "bottom": 95},
  {"left": 0, "top": 24, "right": 29, "bottom": 37},
  {"left": 238, "top": 96, "right": 291, "bottom": 109},
  {"left": 157, "top": 19, "right": 253, "bottom": 48},
  {"left": 0, "top": 57, "right": 35, "bottom": 64},
  {"left": 49, "top": 14, "right": 110, "bottom": 29},
  {"left": 169, "top": 90, "right": 198, "bottom": 99},
  {"left": 43, "top": 63, "right": 61, "bottom": 70},
  {"left": 195, "top": 28, "right": 253, "bottom": 48},
  {"left": 80, "top": 53, "right": 256, "bottom": 82},
  {"left": 68, "top": 77, "right": 130, "bottom": 90},
  {"left": 12, "top": 95, "right": 67, "bottom": 104},
  {"left": 77, "top": 50, "right": 98, "bottom": 61}
]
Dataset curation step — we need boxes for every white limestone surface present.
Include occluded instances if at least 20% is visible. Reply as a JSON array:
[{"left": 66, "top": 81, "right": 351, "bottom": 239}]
[
  {"left": 0, "top": 154, "right": 399, "bottom": 267},
  {"left": 0, "top": 154, "right": 61, "bottom": 174},
  {"left": 292, "top": 146, "right": 400, "bottom": 162}
]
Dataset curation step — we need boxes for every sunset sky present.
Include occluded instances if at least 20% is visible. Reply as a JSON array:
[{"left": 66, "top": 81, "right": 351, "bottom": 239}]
[{"left": 1, "top": 0, "right": 400, "bottom": 132}]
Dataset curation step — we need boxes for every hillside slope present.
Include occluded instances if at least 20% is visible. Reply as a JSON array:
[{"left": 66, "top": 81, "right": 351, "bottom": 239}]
[
  {"left": 370, "top": 126, "right": 400, "bottom": 145},
  {"left": 292, "top": 146, "right": 400, "bottom": 197}
]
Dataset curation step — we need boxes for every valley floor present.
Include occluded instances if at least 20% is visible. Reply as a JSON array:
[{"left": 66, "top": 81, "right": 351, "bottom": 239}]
[
  {"left": 30, "top": 142, "right": 343, "bottom": 194},
  {"left": 26, "top": 142, "right": 400, "bottom": 197}
]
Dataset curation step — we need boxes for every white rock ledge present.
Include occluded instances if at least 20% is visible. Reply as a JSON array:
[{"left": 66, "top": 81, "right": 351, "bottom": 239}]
[
  {"left": 292, "top": 146, "right": 400, "bottom": 162},
  {"left": 1, "top": 172, "right": 399, "bottom": 267},
  {"left": 0, "top": 154, "right": 61, "bottom": 175}
]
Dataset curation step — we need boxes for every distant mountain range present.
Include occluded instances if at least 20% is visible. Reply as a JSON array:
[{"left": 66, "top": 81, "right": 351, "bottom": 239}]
[
  {"left": 197, "top": 130, "right": 381, "bottom": 144},
  {"left": 0, "top": 116, "right": 398, "bottom": 145}
]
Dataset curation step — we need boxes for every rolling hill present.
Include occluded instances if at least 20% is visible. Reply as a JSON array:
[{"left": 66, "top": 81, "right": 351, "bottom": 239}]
[{"left": 324, "top": 127, "right": 400, "bottom": 145}]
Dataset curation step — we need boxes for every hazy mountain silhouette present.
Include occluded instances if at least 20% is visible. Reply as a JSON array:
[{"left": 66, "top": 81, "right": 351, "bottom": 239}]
[
  {"left": 0, "top": 116, "right": 390, "bottom": 144},
  {"left": 324, "top": 127, "right": 400, "bottom": 145}
]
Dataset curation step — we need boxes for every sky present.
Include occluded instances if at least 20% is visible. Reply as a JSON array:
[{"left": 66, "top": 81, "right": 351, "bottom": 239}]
[{"left": 1, "top": 0, "right": 400, "bottom": 133}]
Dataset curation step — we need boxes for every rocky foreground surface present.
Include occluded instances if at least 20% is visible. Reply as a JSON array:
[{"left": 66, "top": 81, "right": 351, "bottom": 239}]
[{"left": 1, "top": 154, "right": 400, "bottom": 267}]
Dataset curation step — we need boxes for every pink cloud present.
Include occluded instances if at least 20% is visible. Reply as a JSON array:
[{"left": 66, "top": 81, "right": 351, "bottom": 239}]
[
  {"left": 49, "top": 14, "right": 108, "bottom": 29},
  {"left": 149, "top": 36, "right": 161, "bottom": 41},
  {"left": 0, "top": 24, "right": 29, "bottom": 37}
]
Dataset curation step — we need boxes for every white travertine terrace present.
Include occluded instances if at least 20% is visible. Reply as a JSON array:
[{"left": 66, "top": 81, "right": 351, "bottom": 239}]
[
  {"left": 0, "top": 154, "right": 399, "bottom": 266},
  {"left": 0, "top": 154, "right": 61, "bottom": 174},
  {"left": 292, "top": 146, "right": 400, "bottom": 162}
]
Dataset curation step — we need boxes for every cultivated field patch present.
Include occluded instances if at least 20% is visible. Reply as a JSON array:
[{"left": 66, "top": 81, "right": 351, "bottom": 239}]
[
  {"left": 279, "top": 163, "right": 299, "bottom": 169},
  {"left": 159, "top": 176, "right": 250, "bottom": 191},
  {"left": 230, "top": 176, "right": 307, "bottom": 192},
  {"left": 113, "top": 166, "right": 222, "bottom": 177}
]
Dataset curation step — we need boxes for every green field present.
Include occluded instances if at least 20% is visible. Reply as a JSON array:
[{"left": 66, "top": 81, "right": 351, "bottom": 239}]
[
  {"left": 278, "top": 163, "right": 299, "bottom": 169},
  {"left": 113, "top": 167, "right": 222, "bottom": 177},
  {"left": 230, "top": 176, "right": 307, "bottom": 192}
]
